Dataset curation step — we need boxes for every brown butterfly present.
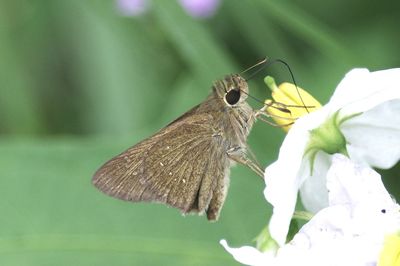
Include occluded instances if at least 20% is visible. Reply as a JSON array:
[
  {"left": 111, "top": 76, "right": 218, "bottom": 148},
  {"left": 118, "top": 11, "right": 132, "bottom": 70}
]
[{"left": 92, "top": 68, "right": 271, "bottom": 221}]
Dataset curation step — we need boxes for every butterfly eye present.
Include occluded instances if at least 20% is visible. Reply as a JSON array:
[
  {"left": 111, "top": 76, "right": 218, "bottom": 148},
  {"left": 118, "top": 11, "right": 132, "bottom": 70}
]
[{"left": 225, "top": 89, "right": 241, "bottom": 105}]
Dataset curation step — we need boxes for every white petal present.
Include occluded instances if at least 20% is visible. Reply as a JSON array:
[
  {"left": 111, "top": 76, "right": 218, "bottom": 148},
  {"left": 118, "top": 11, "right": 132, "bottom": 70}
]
[
  {"left": 275, "top": 244, "right": 318, "bottom": 266},
  {"left": 219, "top": 239, "right": 275, "bottom": 266},
  {"left": 288, "top": 156, "right": 400, "bottom": 264},
  {"left": 284, "top": 205, "right": 372, "bottom": 266},
  {"left": 327, "top": 68, "right": 371, "bottom": 109},
  {"left": 263, "top": 117, "right": 312, "bottom": 246},
  {"left": 342, "top": 99, "right": 400, "bottom": 169},
  {"left": 286, "top": 204, "right": 385, "bottom": 265},
  {"left": 328, "top": 68, "right": 400, "bottom": 115},
  {"left": 299, "top": 152, "right": 332, "bottom": 213},
  {"left": 326, "top": 154, "right": 400, "bottom": 236},
  {"left": 291, "top": 205, "right": 352, "bottom": 246},
  {"left": 264, "top": 107, "right": 331, "bottom": 246},
  {"left": 341, "top": 68, "right": 400, "bottom": 115},
  {"left": 327, "top": 154, "right": 394, "bottom": 205},
  {"left": 264, "top": 161, "right": 300, "bottom": 247}
]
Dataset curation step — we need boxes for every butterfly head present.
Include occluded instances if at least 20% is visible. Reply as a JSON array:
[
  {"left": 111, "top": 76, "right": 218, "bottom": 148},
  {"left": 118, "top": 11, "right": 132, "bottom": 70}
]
[{"left": 215, "top": 74, "right": 249, "bottom": 106}]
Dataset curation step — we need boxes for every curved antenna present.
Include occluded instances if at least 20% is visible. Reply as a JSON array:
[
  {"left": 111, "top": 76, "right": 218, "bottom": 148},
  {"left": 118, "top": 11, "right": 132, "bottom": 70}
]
[
  {"left": 238, "top": 57, "right": 311, "bottom": 113},
  {"left": 240, "top": 57, "right": 268, "bottom": 76},
  {"left": 267, "top": 59, "right": 309, "bottom": 113}
]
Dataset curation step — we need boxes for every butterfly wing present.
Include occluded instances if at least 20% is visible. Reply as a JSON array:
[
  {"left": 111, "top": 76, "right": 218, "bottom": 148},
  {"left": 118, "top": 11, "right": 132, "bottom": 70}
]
[{"left": 92, "top": 113, "right": 230, "bottom": 220}]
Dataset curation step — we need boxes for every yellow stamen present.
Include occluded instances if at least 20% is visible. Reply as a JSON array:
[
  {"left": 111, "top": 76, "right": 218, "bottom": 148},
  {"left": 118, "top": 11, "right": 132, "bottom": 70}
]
[
  {"left": 378, "top": 233, "right": 400, "bottom": 266},
  {"left": 264, "top": 76, "right": 322, "bottom": 131}
]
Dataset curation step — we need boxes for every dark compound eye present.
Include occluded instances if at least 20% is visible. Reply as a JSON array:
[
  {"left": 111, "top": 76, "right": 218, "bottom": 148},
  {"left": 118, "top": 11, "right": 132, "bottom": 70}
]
[{"left": 225, "top": 89, "right": 241, "bottom": 105}]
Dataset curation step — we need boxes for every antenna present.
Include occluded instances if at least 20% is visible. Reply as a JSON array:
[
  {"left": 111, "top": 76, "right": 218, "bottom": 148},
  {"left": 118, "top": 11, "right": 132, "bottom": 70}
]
[
  {"left": 266, "top": 59, "right": 309, "bottom": 113},
  {"left": 240, "top": 57, "right": 268, "bottom": 77}
]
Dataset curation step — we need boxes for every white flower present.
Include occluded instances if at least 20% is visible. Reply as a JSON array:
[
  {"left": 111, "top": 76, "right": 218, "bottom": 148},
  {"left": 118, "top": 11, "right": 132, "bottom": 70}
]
[
  {"left": 264, "top": 68, "right": 400, "bottom": 246},
  {"left": 221, "top": 155, "right": 400, "bottom": 266},
  {"left": 220, "top": 239, "right": 277, "bottom": 266},
  {"left": 292, "top": 155, "right": 400, "bottom": 265}
]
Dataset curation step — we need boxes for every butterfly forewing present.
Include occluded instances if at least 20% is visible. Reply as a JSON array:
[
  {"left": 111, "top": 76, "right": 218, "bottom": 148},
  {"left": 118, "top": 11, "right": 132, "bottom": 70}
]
[{"left": 92, "top": 113, "right": 230, "bottom": 220}]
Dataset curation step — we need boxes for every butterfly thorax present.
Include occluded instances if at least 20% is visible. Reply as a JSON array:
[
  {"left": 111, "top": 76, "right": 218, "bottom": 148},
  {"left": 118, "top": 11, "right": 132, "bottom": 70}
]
[{"left": 195, "top": 74, "right": 255, "bottom": 151}]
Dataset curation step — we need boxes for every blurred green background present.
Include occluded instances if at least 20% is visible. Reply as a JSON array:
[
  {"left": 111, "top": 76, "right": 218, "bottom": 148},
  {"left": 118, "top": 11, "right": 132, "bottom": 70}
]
[{"left": 1, "top": 0, "right": 399, "bottom": 265}]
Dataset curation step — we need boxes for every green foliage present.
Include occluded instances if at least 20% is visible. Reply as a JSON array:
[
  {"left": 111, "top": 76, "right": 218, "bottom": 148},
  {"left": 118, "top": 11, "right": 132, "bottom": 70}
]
[
  {"left": 0, "top": 0, "right": 399, "bottom": 265},
  {"left": 0, "top": 137, "right": 270, "bottom": 265}
]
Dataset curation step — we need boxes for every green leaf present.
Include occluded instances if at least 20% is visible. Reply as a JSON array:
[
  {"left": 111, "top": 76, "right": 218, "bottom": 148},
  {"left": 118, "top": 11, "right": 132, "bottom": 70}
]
[{"left": 0, "top": 137, "right": 270, "bottom": 265}]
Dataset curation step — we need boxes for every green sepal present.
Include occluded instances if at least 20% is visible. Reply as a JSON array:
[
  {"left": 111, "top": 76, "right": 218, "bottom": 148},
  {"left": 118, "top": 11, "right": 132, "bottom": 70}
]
[
  {"left": 304, "top": 110, "right": 356, "bottom": 173},
  {"left": 254, "top": 225, "right": 279, "bottom": 253}
]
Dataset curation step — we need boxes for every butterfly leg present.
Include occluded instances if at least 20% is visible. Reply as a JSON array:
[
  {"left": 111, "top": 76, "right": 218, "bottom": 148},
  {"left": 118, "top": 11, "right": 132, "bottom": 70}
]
[
  {"left": 227, "top": 147, "right": 264, "bottom": 178},
  {"left": 254, "top": 108, "right": 295, "bottom": 127}
]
